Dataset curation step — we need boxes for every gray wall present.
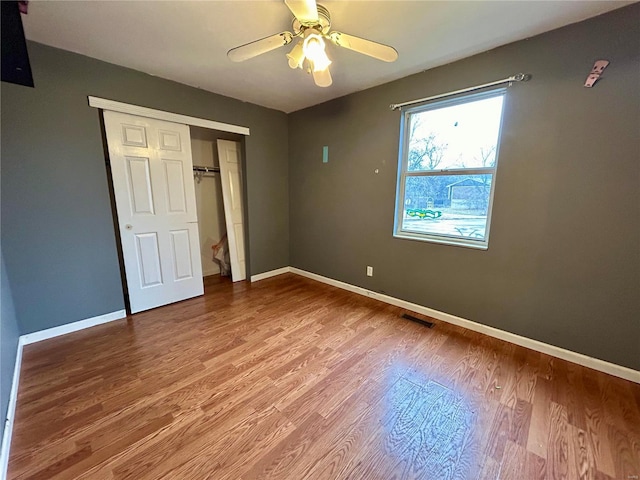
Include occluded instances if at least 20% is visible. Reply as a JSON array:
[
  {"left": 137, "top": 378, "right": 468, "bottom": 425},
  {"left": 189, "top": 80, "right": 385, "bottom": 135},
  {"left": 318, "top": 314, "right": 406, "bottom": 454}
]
[
  {"left": 1, "top": 42, "right": 289, "bottom": 334},
  {"left": 1, "top": 7, "right": 638, "bottom": 371},
  {"left": 289, "top": 5, "right": 640, "bottom": 370},
  {"left": 1, "top": 250, "right": 20, "bottom": 440}
]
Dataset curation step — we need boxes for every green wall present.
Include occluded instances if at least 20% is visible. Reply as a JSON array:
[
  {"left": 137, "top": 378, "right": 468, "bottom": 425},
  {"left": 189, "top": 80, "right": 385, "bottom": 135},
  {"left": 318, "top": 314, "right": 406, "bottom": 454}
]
[
  {"left": 1, "top": 42, "right": 289, "bottom": 334},
  {"left": 288, "top": 5, "right": 640, "bottom": 370}
]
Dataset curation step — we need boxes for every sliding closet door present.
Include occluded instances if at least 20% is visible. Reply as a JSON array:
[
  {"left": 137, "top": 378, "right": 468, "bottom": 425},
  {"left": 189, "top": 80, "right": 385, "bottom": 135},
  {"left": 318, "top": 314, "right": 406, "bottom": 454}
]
[
  {"left": 217, "top": 139, "right": 246, "bottom": 282},
  {"left": 104, "top": 111, "right": 203, "bottom": 313}
]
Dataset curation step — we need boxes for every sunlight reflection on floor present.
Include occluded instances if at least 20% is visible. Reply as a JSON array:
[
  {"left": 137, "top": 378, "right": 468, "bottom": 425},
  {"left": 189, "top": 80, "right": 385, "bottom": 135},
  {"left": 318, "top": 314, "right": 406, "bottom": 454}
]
[{"left": 382, "top": 376, "right": 475, "bottom": 479}]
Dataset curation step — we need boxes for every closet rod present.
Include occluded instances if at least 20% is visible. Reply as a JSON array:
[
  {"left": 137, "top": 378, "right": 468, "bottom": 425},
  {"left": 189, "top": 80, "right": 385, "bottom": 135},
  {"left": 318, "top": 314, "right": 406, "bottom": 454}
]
[{"left": 193, "top": 166, "right": 220, "bottom": 173}]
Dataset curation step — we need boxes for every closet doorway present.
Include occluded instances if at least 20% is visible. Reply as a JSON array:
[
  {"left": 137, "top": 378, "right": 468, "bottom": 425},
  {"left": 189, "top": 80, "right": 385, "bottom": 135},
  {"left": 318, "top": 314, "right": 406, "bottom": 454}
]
[
  {"left": 191, "top": 127, "right": 247, "bottom": 283},
  {"left": 90, "top": 96, "right": 250, "bottom": 313}
]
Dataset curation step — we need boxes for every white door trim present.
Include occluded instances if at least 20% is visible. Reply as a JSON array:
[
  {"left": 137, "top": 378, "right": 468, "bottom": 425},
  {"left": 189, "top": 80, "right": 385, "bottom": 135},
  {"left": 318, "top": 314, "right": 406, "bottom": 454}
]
[{"left": 87, "top": 96, "right": 250, "bottom": 136}]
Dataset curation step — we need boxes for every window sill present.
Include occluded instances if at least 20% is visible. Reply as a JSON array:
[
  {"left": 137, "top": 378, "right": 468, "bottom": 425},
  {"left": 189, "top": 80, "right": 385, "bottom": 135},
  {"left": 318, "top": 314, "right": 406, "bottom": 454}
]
[{"left": 393, "top": 231, "right": 489, "bottom": 250}]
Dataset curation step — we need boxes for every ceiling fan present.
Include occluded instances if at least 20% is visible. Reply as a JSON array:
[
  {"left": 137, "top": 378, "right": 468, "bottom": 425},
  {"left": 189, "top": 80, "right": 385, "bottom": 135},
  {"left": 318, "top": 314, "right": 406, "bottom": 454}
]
[{"left": 227, "top": 0, "right": 398, "bottom": 88}]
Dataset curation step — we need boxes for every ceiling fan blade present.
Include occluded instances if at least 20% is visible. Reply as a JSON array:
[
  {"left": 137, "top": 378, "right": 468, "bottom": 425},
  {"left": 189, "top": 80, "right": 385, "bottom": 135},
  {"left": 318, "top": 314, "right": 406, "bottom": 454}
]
[
  {"left": 329, "top": 32, "right": 398, "bottom": 62},
  {"left": 228, "top": 32, "right": 293, "bottom": 62},
  {"left": 284, "top": 0, "right": 318, "bottom": 24}
]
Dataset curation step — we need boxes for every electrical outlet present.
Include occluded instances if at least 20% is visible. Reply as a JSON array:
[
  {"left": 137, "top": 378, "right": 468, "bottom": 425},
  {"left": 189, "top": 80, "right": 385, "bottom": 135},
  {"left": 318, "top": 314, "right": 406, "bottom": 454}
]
[{"left": 366, "top": 266, "right": 373, "bottom": 277}]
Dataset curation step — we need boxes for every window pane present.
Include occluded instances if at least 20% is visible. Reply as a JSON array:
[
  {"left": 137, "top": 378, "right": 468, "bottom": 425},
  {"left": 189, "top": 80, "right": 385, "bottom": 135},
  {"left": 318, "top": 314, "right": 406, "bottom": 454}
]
[
  {"left": 407, "top": 95, "right": 504, "bottom": 171},
  {"left": 401, "top": 174, "right": 493, "bottom": 241}
]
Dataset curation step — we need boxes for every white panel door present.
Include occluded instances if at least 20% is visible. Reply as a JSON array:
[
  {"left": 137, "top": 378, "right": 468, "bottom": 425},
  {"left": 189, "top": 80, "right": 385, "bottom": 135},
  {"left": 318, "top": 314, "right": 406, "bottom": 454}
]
[
  {"left": 104, "top": 111, "right": 203, "bottom": 313},
  {"left": 216, "top": 140, "right": 246, "bottom": 282}
]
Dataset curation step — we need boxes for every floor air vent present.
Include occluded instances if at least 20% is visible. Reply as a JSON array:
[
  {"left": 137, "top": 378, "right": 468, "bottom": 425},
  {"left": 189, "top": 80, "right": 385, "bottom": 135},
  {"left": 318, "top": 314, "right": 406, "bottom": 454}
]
[{"left": 402, "top": 313, "right": 435, "bottom": 328}]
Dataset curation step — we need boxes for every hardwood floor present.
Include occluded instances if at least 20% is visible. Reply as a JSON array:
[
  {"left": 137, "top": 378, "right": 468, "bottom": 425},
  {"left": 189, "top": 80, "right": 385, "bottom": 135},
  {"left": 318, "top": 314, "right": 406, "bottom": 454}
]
[{"left": 8, "top": 273, "right": 640, "bottom": 480}]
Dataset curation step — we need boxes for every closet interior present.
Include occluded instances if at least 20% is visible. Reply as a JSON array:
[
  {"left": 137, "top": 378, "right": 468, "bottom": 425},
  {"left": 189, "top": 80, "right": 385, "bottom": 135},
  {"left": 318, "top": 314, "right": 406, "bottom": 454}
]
[{"left": 190, "top": 126, "right": 244, "bottom": 281}]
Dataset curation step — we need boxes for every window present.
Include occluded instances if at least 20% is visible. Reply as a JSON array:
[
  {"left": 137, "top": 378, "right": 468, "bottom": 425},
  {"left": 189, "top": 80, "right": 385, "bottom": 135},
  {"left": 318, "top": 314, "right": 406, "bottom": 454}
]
[{"left": 394, "top": 89, "right": 506, "bottom": 249}]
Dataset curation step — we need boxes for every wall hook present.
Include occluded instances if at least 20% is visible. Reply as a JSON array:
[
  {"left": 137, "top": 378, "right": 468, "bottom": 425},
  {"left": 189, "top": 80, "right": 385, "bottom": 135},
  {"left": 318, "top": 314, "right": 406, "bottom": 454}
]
[{"left": 584, "top": 60, "right": 609, "bottom": 88}]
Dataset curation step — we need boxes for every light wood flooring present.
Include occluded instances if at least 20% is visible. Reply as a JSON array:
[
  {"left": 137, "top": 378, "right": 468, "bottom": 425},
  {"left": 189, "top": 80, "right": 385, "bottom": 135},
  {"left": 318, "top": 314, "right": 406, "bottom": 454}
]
[{"left": 8, "top": 273, "right": 640, "bottom": 479}]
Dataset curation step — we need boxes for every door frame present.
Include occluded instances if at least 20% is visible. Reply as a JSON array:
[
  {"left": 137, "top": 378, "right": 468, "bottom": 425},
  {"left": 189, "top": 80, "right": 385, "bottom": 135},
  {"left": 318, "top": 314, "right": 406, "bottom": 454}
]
[{"left": 89, "top": 96, "right": 251, "bottom": 309}]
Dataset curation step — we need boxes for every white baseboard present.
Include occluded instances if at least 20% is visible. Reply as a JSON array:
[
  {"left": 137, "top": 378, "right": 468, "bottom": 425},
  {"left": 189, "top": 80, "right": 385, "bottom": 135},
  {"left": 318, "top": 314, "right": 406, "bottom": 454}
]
[
  {"left": 21, "top": 310, "right": 127, "bottom": 345},
  {"left": 290, "top": 267, "right": 640, "bottom": 384},
  {"left": 250, "top": 267, "right": 292, "bottom": 283},
  {"left": 0, "top": 272, "right": 636, "bottom": 480},
  {"left": 1, "top": 337, "right": 24, "bottom": 480},
  {"left": 1, "top": 309, "right": 127, "bottom": 478}
]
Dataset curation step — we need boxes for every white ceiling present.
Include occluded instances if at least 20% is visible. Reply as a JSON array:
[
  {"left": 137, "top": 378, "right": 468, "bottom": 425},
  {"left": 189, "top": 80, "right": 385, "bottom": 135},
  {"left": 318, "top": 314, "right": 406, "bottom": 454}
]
[{"left": 23, "top": 1, "right": 632, "bottom": 113}]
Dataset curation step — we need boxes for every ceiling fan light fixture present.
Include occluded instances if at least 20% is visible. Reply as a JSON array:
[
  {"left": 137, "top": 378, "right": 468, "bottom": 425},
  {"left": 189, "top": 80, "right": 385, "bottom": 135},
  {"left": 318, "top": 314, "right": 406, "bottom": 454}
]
[
  {"left": 310, "top": 50, "right": 331, "bottom": 72},
  {"left": 227, "top": 2, "right": 398, "bottom": 88},
  {"left": 312, "top": 64, "right": 332, "bottom": 87},
  {"left": 287, "top": 42, "right": 305, "bottom": 69},
  {"left": 303, "top": 32, "right": 331, "bottom": 72}
]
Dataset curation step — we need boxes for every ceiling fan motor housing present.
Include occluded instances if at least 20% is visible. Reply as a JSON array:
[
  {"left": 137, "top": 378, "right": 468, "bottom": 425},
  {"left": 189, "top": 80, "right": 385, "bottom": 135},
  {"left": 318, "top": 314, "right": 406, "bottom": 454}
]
[{"left": 292, "top": 4, "right": 331, "bottom": 35}]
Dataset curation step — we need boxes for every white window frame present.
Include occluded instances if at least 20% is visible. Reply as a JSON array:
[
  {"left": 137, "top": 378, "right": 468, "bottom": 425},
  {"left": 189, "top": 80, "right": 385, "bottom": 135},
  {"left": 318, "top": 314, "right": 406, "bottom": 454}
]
[{"left": 393, "top": 88, "right": 506, "bottom": 250}]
